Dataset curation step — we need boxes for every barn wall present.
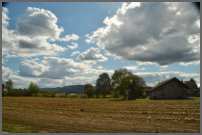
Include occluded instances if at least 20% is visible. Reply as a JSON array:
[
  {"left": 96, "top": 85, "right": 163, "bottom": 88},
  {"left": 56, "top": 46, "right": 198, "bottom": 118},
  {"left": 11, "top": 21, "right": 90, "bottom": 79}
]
[{"left": 149, "top": 80, "right": 187, "bottom": 99}]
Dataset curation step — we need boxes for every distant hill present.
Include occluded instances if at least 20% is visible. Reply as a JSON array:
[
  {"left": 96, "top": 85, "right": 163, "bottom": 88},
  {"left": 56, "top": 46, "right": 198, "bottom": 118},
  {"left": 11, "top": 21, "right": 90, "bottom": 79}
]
[{"left": 40, "top": 85, "right": 84, "bottom": 93}]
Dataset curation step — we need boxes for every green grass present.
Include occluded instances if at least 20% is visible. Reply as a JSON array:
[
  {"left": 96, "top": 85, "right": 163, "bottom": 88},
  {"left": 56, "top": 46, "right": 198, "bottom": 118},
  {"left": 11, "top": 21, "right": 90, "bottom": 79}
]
[
  {"left": 97, "top": 97, "right": 123, "bottom": 101},
  {"left": 136, "top": 98, "right": 150, "bottom": 101},
  {"left": 189, "top": 97, "right": 200, "bottom": 100}
]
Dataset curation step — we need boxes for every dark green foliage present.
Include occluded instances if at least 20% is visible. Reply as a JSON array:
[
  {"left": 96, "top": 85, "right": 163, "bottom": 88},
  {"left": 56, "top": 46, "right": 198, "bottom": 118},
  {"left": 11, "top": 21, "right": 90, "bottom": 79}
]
[
  {"left": 84, "top": 87, "right": 95, "bottom": 98},
  {"left": 41, "top": 91, "right": 56, "bottom": 97},
  {"left": 111, "top": 69, "right": 133, "bottom": 99},
  {"left": 28, "top": 82, "right": 40, "bottom": 96},
  {"left": 84, "top": 84, "right": 94, "bottom": 90},
  {"left": 96, "top": 73, "right": 111, "bottom": 98},
  {"left": 6, "top": 80, "right": 13, "bottom": 91},
  {"left": 111, "top": 90, "right": 120, "bottom": 98},
  {"left": 197, "top": 87, "right": 200, "bottom": 96},
  {"left": 95, "top": 89, "right": 99, "bottom": 99},
  {"left": 111, "top": 69, "right": 146, "bottom": 100},
  {"left": 128, "top": 75, "right": 146, "bottom": 100}
]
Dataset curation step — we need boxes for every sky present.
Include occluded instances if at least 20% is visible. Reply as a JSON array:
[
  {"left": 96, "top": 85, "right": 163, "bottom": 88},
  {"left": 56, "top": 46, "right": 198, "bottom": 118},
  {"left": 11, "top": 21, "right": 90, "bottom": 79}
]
[{"left": 2, "top": 2, "right": 200, "bottom": 88}]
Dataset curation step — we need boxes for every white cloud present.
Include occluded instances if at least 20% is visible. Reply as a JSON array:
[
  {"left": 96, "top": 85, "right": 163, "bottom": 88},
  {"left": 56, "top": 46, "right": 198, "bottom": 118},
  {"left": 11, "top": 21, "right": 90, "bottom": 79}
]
[
  {"left": 179, "top": 60, "right": 200, "bottom": 66},
  {"left": 77, "top": 47, "right": 108, "bottom": 62},
  {"left": 68, "top": 42, "right": 78, "bottom": 49},
  {"left": 16, "top": 7, "right": 63, "bottom": 40},
  {"left": 136, "top": 61, "right": 158, "bottom": 66},
  {"left": 124, "top": 66, "right": 138, "bottom": 71},
  {"left": 2, "top": 64, "right": 99, "bottom": 88},
  {"left": 20, "top": 57, "right": 91, "bottom": 79},
  {"left": 19, "top": 57, "right": 112, "bottom": 79},
  {"left": 5, "top": 53, "right": 18, "bottom": 59},
  {"left": 2, "top": 66, "right": 13, "bottom": 82},
  {"left": 60, "top": 34, "right": 79, "bottom": 42},
  {"left": 2, "top": 7, "right": 10, "bottom": 28},
  {"left": 160, "top": 65, "right": 168, "bottom": 69},
  {"left": 70, "top": 51, "right": 80, "bottom": 57},
  {"left": 2, "top": 7, "right": 75, "bottom": 57},
  {"left": 97, "top": 66, "right": 103, "bottom": 69},
  {"left": 140, "top": 68, "right": 146, "bottom": 71},
  {"left": 19, "top": 58, "right": 47, "bottom": 77},
  {"left": 86, "top": 2, "right": 200, "bottom": 65}
]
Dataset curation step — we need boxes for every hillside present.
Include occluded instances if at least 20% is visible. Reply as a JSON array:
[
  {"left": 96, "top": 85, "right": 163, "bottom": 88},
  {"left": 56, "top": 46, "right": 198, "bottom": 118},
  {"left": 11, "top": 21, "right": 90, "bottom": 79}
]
[{"left": 40, "top": 85, "right": 84, "bottom": 93}]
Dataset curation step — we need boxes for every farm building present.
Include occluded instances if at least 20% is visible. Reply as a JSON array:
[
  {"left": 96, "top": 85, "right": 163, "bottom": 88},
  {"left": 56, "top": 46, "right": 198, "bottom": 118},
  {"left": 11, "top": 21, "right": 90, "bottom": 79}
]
[
  {"left": 147, "top": 77, "right": 189, "bottom": 99},
  {"left": 2, "top": 84, "right": 7, "bottom": 92}
]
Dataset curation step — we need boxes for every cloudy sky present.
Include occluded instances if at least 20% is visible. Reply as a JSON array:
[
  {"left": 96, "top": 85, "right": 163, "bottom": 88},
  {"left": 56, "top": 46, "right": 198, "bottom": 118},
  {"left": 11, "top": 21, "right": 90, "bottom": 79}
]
[{"left": 2, "top": 2, "right": 200, "bottom": 88}]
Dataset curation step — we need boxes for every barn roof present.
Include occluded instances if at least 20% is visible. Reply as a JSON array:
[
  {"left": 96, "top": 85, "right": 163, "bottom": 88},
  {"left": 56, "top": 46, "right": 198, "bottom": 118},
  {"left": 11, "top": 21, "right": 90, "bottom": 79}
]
[{"left": 148, "top": 77, "right": 190, "bottom": 93}]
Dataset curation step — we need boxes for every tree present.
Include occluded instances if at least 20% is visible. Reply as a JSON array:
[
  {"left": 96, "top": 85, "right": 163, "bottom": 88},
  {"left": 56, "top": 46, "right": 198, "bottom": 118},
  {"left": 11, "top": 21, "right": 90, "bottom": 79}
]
[
  {"left": 128, "top": 75, "right": 146, "bottom": 100},
  {"left": 96, "top": 73, "right": 111, "bottom": 98},
  {"left": 6, "top": 79, "right": 13, "bottom": 91},
  {"left": 197, "top": 87, "right": 200, "bottom": 96},
  {"left": 111, "top": 69, "right": 133, "bottom": 99},
  {"left": 111, "top": 69, "right": 146, "bottom": 100},
  {"left": 84, "top": 84, "right": 94, "bottom": 90},
  {"left": 84, "top": 84, "right": 94, "bottom": 98},
  {"left": 28, "top": 82, "right": 40, "bottom": 96}
]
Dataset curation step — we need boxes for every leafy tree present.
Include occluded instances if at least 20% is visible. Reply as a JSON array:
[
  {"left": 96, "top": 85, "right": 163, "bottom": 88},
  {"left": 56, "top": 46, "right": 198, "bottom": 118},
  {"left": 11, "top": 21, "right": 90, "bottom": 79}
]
[
  {"left": 111, "top": 69, "right": 133, "bottom": 99},
  {"left": 95, "top": 89, "right": 99, "bottom": 99},
  {"left": 28, "top": 82, "right": 40, "bottom": 96},
  {"left": 96, "top": 73, "right": 111, "bottom": 98},
  {"left": 84, "top": 84, "right": 94, "bottom": 98},
  {"left": 128, "top": 75, "right": 146, "bottom": 100},
  {"left": 111, "top": 69, "right": 146, "bottom": 100},
  {"left": 6, "top": 79, "right": 13, "bottom": 91},
  {"left": 198, "top": 87, "right": 200, "bottom": 96},
  {"left": 84, "top": 84, "right": 94, "bottom": 90}
]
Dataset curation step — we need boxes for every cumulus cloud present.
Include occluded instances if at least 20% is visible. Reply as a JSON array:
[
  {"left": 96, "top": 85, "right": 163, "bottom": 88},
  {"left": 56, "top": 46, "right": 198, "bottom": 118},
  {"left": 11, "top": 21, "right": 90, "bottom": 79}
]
[
  {"left": 19, "top": 57, "right": 112, "bottom": 79},
  {"left": 2, "top": 66, "right": 13, "bottom": 82},
  {"left": 136, "top": 61, "right": 158, "bottom": 66},
  {"left": 77, "top": 47, "right": 108, "bottom": 62},
  {"left": 179, "top": 60, "right": 200, "bottom": 66},
  {"left": 2, "top": 7, "right": 78, "bottom": 57},
  {"left": 86, "top": 2, "right": 200, "bottom": 65},
  {"left": 71, "top": 51, "right": 80, "bottom": 57},
  {"left": 16, "top": 7, "right": 63, "bottom": 40},
  {"left": 19, "top": 57, "right": 89, "bottom": 79},
  {"left": 19, "top": 58, "right": 47, "bottom": 77},
  {"left": 60, "top": 34, "right": 79, "bottom": 42},
  {"left": 124, "top": 66, "right": 138, "bottom": 71},
  {"left": 68, "top": 42, "right": 78, "bottom": 49},
  {"left": 2, "top": 64, "right": 98, "bottom": 88}
]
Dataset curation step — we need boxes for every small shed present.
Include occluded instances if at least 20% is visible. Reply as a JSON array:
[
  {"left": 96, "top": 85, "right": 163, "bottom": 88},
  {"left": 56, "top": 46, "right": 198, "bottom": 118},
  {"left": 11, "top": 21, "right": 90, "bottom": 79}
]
[
  {"left": 2, "top": 84, "right": 8, "bottom": 92},
  {"left": 148, "top": 77, "right": 189, "bottom": 99}
]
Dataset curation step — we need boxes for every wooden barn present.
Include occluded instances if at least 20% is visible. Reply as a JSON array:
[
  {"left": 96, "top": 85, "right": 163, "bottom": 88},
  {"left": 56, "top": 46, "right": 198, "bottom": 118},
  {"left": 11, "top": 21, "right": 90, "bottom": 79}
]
[{"left": 147, "top": 77, "right": 189, "bottom": 99}]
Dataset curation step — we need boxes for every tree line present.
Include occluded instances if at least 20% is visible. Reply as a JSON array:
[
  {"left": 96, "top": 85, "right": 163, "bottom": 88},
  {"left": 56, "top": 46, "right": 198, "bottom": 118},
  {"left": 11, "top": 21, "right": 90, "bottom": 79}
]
[
  {"left": 2, "top": 80, "right": 55, "bottom": 97},
  {"left": 84, "top": 68, "right": 147, "bottom": 100},
  {"left": 2, "top": 68, "right": 147, "bottom": 100}
]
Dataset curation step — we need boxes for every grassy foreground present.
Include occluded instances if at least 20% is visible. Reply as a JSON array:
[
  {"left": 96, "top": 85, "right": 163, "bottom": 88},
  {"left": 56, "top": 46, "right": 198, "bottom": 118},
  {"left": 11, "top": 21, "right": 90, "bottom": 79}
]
[{"left": 2, "top": 97, "right": 200, "bottom": 133}]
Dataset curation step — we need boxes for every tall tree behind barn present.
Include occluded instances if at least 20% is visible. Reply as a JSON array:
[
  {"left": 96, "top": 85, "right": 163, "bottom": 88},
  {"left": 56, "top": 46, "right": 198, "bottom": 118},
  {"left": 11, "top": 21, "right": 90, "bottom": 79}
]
[{"left": 183, "top": 78, "right": 198, "bottom": 97}]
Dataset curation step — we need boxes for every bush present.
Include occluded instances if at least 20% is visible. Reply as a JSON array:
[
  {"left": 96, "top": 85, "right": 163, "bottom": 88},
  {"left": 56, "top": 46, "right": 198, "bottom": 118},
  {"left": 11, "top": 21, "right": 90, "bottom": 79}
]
[
  {"left": 84, "top": 84, "right": 95, "bottom": 98},
  {"left": 41, "top": 91, "right": 56, "bottom": 97},
  {"left": 111, "top": 90, "right": 120, "bottom": 98}
]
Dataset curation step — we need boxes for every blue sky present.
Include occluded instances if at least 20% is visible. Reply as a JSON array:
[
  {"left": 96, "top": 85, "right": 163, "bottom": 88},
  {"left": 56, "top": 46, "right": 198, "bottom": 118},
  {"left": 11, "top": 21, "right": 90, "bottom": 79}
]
[{"left": 2, "top": 2, "right": 200, "bottom": 88}]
